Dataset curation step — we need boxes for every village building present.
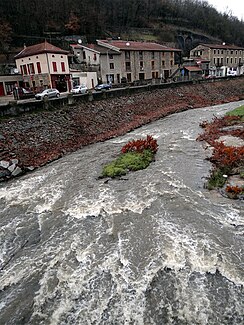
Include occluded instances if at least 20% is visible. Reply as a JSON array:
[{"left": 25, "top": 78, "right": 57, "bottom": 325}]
[
  {"left": 14, "top": 41, "right": 71, "bottom": 92},
  {"left": 71, "top": 40, "right": 181, "bottom": 85},
  {"left": 190, "top": 43, "right": 244, "bottom": 77}
]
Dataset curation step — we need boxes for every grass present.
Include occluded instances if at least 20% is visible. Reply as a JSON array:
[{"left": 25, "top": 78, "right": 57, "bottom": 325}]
[
  {"left": 226, "top": 105, "right": 244, "bottom": 120},
  {"left": 206, "top": 168, "right": 230, "bottom": 190},
  {"left": 102, "top": 149, "right": 154, "bottom": 178}
]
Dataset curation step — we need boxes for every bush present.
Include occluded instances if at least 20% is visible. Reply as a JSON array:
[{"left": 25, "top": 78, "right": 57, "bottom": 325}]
[
  {"left": 210, "top": 142, "right": 244, "bottom": 169},
  {"left": 121, "top": 135, "right": 158, "bottom": 154}
]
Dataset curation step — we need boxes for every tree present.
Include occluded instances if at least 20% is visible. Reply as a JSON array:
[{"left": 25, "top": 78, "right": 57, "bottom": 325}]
[
  {"left": 0, "top": 19, "right": 12, "bottom": 59},
  {"left": 65, "top": 11, "right": 80, "bottom": 34}
]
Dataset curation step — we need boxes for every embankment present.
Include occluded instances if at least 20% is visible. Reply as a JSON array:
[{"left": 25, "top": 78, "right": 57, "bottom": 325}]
[{"left": 1, "top": 78, "right": 244, "bottom": 181}]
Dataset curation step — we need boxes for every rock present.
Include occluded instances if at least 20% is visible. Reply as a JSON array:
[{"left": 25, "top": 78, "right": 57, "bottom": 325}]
[
  {"left": 26, "top": 166, "right": 35, "bottom": 171},
  {"left": 8, "top": 163, "right": 16, "bottom": 172},
  {"left": 216, "top": 135, "right": 244, "bottom": 147},
  {"left": 0, "top": 160, "right": 10, "bottom": 169},
  {"left": 11, "top": 166, "right": 22, "bottom": 176},
  {"left": 11, "top": 158, "right": 19, "bottom": 165},
  {"left": 0, "top": 168, "right": 11, "bottom": 179}
]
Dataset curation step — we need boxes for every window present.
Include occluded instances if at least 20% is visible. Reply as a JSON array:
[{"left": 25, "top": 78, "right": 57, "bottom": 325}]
[
  {"left": 213, "top": 50, "right": 216, "bottom": 54},
  {"left": 125, "top": 51, "right": 130, "bottom": 60},
  {"left": 170, "top": 52, "right": 173, "bottom": 57},
  {"left": 230, "top": 58, "right": 233, "bottom": 64},
  {"left": 109, "top": 54, "right": 113, "bottom": 60},
  {"left": 52, "top": 62, "right": 57, "bottom": 72},
  {"left": 110, "top": 62, "right": 114, "bottom": 69},
  {"left": 235, "top": 57, "right": 237, "bottom": 64},
  {"left": 27, "top": 63, "right": 35, "bottom": 74},
  {"left": 36, "top": 62, "right": 41, "bottom": 73},
  {"left": 151, "top": 60, "right": 155, "bottom": 69},
  {"left": 162, "top": 60, "right": 165, "bottom": 67},
  {"left": 21, "top": 64, "right": 27, "bottom": 75},
  {"left": 93, "top": 53, "right": 97, "bottom": 61},
  {"left": 127, "top": 73, "right": 131, "bottom": 82},
  {"left": 139, "top": 51, "right": 143, "bottom": 60},
  {"left": 61, "top": 62, "right": 65, "bottom": 72},
  {"left": 170, "top": 60, "right": 173, "bottom": 66},
  {"left": 125, "top": 61, "right": 131, "bottom": 71},
  {"left": 140, "top": 61, "right": 144, "bottom": 70},
  {"left": 226, "top": 57, "right": 229, "bottom": 64},
  {"left": 152, "top": 71, "right": 156, "bottom": 78},
  {"left": 52, "top": 55, "right": 55, "bottom": 57},
  {"left": 162, "top": 52, "right": 165, "bottom": 57},
  {"left": 151, "top": 51, "right": 155, "bottom": 59}
]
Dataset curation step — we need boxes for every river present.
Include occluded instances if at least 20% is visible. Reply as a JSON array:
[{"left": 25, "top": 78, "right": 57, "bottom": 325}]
[{"left": 0, "top": 101, "right": 243, "bottom": 325}]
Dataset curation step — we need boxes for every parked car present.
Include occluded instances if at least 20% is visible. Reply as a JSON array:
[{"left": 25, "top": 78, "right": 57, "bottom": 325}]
[
  {"left": 35, "top": 88, "right": 60, "bottom": 100},
  {"left": 227, "top": 69, "right": 237, "bottom": 77},
  {"left": 94, "top": 83, "right": 112, "bottom": 91},
  {"left": 71, "top": 84, "right": 88, "bottom": 94},
  {"left": 17, "top": 87, "right": 35, "bottom": 100}
]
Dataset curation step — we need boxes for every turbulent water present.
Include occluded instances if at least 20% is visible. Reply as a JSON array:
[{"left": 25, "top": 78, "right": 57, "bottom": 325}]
[{"left": 0, "top": 101, "right": 243, "bottom": 325}]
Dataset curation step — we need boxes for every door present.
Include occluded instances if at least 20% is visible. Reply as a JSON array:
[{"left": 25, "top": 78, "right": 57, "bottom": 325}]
[{"left": 0, "top": 82, "right": 5, "bottom": 96}]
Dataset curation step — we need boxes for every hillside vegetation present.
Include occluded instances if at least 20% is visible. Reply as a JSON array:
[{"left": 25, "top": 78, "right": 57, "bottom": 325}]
[{"left": 0, "top": 0, "right": 244, "bottom": 54}]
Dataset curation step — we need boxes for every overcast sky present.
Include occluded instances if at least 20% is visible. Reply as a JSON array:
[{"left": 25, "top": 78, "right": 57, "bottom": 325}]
[{"left": 206, "top": 0, "right": 244, "bottom": 20}]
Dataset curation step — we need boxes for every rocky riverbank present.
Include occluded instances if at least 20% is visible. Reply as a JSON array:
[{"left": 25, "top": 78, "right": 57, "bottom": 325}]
[{"left": 1, "top": 78, "right": 244, "bottom": 181}]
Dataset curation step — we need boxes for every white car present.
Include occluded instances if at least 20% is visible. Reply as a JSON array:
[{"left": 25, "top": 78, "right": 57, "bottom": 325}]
[
  {"left": 71, "top": 85, "right": 88, "bottom": 94},
  {"left": 35, "top": 88, "right": 60, "bottom": 100}
]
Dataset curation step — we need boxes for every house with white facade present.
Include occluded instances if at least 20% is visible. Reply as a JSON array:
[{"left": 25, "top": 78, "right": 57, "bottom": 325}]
[
  {"left": 69, "top": 43, "right": 99, "bottom": 88},
  {"left": 15, "top": 41, "right": 71, "bottom": 92}
]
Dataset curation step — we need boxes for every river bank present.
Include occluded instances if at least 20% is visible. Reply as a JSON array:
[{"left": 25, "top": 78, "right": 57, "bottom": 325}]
[{"left": 1, "top": 77, "right": 244, "bottom": 181}]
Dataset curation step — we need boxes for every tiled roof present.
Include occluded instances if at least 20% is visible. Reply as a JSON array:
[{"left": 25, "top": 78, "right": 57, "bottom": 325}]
[
  {"left": 70, "top": 43, "right": 119, "bottom": 55},
  {"left": 15, "top": 41, "right": 69, "bottom": 59},
  {"left": 185, "top": 66, "right": 202, "bottom": 72},
  {"left": 97, "top": 40, "right": 181, "bottom": 52},
  {"left": 191, "top": 57, "right": 210, "bottom": 63},
  {"left": 200, "top": 43, "right": 244, "bottom": 50},
  {"left": 86, "top": 44, "right": 120, "bottom": 55}
]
